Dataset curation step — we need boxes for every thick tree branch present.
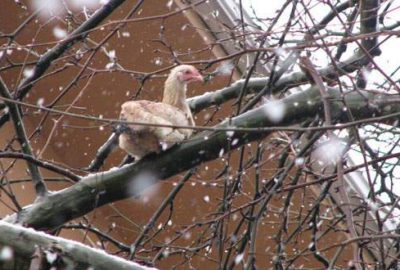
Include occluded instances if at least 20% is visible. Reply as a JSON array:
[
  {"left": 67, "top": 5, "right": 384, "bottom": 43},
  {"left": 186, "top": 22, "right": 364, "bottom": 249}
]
[
  {"left": 188, "top": 53, "right": 372, "bottom": 114},
  {"left": 0, "top": 221, "right": 155, "bottom": 270},
  {"left": 4, "top": 86, "right": 400, "bottom": 230},
  {"left": 87, "top": 50, "right": 375, "bottom": 172},
  {"left": 360, "top": 0, "right": 380, "bottom": 53},
  {"left": 86, "top": 0, "right": 383, "bottom": 172}
]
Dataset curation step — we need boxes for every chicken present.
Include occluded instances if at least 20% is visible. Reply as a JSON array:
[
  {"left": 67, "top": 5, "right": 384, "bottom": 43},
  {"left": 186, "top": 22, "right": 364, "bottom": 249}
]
[{"left": 118, "top": 65, "right": 203, "bottom": 160}]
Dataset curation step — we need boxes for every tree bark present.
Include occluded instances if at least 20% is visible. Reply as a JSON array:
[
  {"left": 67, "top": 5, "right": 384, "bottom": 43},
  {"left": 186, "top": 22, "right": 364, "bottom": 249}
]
[
  {"left": 0, "top": 221, "right": 155, "bottom": 270},
  {"left": 4, "top": 86, "right": 399, "bottom": 230}
]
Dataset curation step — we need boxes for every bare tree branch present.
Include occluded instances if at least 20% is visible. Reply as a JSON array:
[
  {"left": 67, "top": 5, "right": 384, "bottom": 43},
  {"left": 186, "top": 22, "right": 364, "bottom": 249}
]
[
  {"left": 4, "top": 86, "right": 399, "bottom": 230},
  {"left": 0, "top": 221, "right": 155, "bottom": 270},
  {"left": 0, "top": 76, "right": 47, "bottom": 198},
  {"left": 0, "top": 0, "right": 129, "bottom": 127}
]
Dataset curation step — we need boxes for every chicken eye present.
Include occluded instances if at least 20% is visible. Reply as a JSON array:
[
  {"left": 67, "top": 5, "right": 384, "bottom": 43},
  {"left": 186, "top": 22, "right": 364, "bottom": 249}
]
[{"left": 184, "top": 70, "right": 191, "bottom": 74}]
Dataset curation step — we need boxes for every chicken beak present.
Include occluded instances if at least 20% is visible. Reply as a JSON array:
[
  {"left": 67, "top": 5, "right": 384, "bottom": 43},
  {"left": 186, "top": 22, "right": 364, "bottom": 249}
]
[{"left": 192, "top": 73, "right": 204, "bottom": 83}]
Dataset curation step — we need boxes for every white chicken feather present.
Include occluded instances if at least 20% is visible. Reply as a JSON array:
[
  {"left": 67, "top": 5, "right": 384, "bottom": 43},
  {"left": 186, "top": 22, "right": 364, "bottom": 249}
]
[{"left": 118, "top": 65, "right": 203, "bottom": 160}]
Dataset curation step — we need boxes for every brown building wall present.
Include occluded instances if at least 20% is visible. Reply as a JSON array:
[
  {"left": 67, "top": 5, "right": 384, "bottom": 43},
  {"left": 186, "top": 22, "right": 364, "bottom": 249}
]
[{"left": 0, "top": 1, "right": 352, "bottom": 269}]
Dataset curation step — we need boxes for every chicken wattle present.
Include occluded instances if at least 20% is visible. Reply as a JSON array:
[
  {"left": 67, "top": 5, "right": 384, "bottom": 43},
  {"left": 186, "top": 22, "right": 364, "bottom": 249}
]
[{"left": 118, "top": 65, "right": 203, "bottom": 160}]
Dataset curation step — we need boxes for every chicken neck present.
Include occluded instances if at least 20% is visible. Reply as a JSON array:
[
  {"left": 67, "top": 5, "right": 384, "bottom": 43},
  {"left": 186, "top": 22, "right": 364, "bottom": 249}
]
[{"left": 163, "top": 76, "right": 187, "bottom": 106}]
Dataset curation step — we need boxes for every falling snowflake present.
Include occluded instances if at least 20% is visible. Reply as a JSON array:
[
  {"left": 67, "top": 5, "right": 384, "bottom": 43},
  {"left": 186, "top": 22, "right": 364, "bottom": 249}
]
[
  {"left": 184, "top": 232, "right": 191, "bottom": 239},
  {"left": 216, "top": 62, "right": 234, "bottom": 75},
  {"left": 234, "top": 253, "right": 244, "bottom": 265},
  {"left": 37, "top": 98, "right": 45, "bottom": 107},
  {"left": 166, "top": 0, "right": 173, "bottom": 9},
  {"left": 107, "top": 50, "right": 116, "bottom": 60},
  {"left": 231, "top": 138, "right": 239, "bottom": 146},
  {"left": 161, "top": 142, "right": 168, "bottom": 151},
  {"left": 23, "top": 68, "right": 34, "bottom": 79},
  {"left": 263, "top": 99, "right": 286, "bottom": 123},
  {"left": 154, "top": 57, "right": 163, "bottom": 66},
  {"left": 70, "top": 0, "right": 101, "bottom": 9},
  {"left": 121, "top": 31, "right": 130, "bottom": 38},
  {"left": 226, "top": 130, "right": 235, "bottom": 137},
  {"left": 128, "top": 171, "right": 159, "bottom": 200},
  {"left": 0, "top": 246, "right": 13, "bottom": 261},
  {"left": 203, "top": 195, "right": 210, "bottom": 203},
  {"left": 312, "top": 137, "right": 347, "bottom": 166},
  {"left": 295, "top": 157, "right": 305, "bottom": 166},
  {"left": 53, "top": 26, "right": 67, "bottom": 39},
  {"left": 31, "top": 0, "right": 63, "bottom": 18}
]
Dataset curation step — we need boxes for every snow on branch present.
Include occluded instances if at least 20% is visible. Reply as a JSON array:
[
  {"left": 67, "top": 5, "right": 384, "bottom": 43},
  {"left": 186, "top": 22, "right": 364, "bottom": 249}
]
[{"left": 0, "top": 221, "right": 156, "bottom": 270}]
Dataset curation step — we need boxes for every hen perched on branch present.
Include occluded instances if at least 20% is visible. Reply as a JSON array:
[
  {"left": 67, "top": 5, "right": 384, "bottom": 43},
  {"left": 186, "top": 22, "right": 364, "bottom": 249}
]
[{"left": 118, "top": 65, "right": 203, "bottom": 160}]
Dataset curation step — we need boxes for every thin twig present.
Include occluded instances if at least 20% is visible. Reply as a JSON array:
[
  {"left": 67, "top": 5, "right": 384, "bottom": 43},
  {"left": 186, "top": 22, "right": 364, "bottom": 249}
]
[{"left": 0, "top": 76, "right": 47, "bottom": 197}]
